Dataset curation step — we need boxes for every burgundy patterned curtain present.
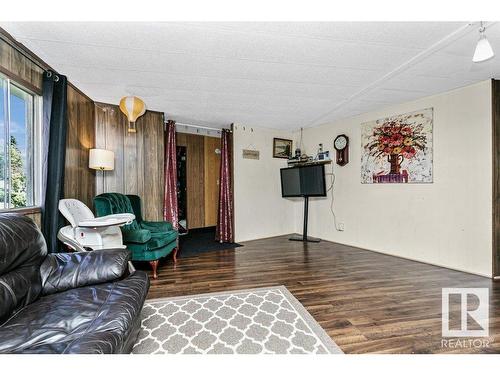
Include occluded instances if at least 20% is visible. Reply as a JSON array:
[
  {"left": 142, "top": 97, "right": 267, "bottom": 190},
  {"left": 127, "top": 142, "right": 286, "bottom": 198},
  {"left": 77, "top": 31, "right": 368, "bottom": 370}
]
[
  {"left": 163, "top": 120, "right": 179, "bottom": 229},
  {"left": 216, "top": 129, "right": 234, "bottom": 243}
]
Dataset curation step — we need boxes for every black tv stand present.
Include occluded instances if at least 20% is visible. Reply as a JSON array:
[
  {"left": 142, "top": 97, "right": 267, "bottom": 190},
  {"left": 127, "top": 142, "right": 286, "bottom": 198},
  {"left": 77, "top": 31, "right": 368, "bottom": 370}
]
[{"left": 289, "top": 196, "right": 321, "bottom": 243}]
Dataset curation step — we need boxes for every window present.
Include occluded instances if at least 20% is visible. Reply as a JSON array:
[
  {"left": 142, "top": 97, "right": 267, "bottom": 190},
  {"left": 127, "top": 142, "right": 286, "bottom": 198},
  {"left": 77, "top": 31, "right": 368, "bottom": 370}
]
[{"left": 0, "top": 74, "right": 41, "bottom": 210}]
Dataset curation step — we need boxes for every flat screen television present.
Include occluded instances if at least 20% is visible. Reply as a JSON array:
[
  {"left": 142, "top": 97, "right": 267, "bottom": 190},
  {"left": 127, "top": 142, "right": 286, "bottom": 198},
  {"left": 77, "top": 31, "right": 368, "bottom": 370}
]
[{"left": 280, "top": 164, "right": 326, "bottom": 197}]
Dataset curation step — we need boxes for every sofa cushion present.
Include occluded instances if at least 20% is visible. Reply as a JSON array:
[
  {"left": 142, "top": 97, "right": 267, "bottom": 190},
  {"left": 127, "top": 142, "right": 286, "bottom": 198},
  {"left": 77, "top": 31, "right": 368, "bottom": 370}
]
[
  {"left": 0, "top": 214, "right": 47, "bottom": 324},
  {"left": 147, "top": 231, "right": 177, "bottom": 250},
  {"left": 0, "top": 271, "right": 149, "bottom": 354},
  {"left": 40, "top": 249, "right": 131, "bottom": 296},
  {"left": 122, "top": 229, "right": 152, "bottom": 244}
]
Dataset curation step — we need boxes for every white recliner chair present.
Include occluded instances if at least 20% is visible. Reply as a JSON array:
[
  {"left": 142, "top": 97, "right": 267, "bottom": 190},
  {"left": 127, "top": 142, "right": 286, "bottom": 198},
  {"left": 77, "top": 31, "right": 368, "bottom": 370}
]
[{"left": 58, "top": 199, "right": 135, "bottom": 252}]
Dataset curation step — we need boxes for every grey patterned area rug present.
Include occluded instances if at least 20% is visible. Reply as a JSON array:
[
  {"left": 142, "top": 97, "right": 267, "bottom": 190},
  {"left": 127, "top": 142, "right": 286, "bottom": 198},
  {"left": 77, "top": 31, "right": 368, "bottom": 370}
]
[{"left": 133, "top": 286, "right": 343, "bottom": 354}]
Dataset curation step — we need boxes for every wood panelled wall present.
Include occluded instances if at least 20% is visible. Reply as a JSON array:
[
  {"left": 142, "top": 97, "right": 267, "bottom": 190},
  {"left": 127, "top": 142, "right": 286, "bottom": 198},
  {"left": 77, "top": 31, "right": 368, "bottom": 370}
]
[
  {"left": 24, "top": 212, "right": 42, "bottom": 228},
  {"left": 94, "top": 103, "right": 164, "bottom": 221},
  {"left": 1, "top": 30, "right": 221, "bottom": 231},
  {"left": 0, "top": 37, "right": 43, "bottom": 94},
  {"left": 1, "top": 32, "right": 96, "bottom": 224},
  {"left": 177, "top": 132, "right": 220, "bottom": 229},
  {"left": 64, "top": 86, "right": 96, "bottom": 208}
]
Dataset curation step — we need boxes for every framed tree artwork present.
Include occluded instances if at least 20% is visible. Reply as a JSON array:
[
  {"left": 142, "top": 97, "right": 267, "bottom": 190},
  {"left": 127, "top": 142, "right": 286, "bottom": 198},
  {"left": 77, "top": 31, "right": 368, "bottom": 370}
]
[
  {"left": 273, "top": 138, "right": 293, "bottom": 159},
  {"left": 361, "top": 108, "right": 433, "bottom": 183}
]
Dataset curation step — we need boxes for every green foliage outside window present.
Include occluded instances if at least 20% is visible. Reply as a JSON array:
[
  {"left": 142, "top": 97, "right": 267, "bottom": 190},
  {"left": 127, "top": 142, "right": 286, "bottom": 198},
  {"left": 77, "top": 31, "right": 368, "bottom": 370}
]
[{"left": 0, "top": 136, "right": 27, "bottom": 207}]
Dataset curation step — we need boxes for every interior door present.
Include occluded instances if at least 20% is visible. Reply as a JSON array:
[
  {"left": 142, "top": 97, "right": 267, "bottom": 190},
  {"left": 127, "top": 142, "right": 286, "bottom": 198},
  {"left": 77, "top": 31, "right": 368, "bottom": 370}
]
[
  {"left": 176, "top": 146, "right": 187, "bottom": 230},
  {"left": 176, "top": 132, "right": 205, "bottom": 229},
  {"left": 204, "top": 136, "right": 221, "bottom": 227}
]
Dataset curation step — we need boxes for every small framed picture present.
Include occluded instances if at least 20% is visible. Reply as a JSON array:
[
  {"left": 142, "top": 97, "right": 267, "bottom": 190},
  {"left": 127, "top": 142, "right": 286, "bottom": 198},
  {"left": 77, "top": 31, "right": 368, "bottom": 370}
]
[{"left": 273, "top": 138, "right": 293, "bottom": 159}]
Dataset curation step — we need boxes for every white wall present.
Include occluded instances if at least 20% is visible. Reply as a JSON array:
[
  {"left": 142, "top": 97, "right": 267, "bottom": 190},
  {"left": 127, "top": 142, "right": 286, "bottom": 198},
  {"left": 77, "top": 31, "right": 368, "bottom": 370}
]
[
  {"left": 298, "top": 81, "right": 493, "bottom": 277},
  {"left": 233, "top": 124, "right": 298, "bottom": 242}
]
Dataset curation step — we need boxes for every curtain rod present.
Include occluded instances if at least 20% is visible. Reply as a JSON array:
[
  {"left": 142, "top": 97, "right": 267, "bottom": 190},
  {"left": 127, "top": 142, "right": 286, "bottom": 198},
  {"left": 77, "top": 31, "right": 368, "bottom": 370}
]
[{"left": 175, "top": 122, "right": 223, "bottom": 132}]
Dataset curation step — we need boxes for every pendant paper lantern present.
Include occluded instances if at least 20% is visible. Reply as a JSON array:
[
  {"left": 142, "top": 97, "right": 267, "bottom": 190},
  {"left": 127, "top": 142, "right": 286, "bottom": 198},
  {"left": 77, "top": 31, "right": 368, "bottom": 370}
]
[{"left": 119, "top": 96, "right": 146, "bottom": 133}]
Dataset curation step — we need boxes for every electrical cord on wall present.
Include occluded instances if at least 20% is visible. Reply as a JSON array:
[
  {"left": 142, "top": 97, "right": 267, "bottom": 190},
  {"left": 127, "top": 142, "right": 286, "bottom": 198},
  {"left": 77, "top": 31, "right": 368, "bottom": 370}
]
[{"left": 325, "top": 161, "right": 341, "bottom": 231}]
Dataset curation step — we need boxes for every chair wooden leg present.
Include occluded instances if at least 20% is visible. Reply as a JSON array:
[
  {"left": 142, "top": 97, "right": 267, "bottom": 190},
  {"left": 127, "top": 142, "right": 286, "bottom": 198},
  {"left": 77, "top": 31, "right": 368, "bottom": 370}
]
[
  {"left": 149, "top": 260, "right": 159, "bottom": 279},
  {"left": 173, "top": 247, "right": 178, "bottom": 263},
  {"left": 173, "top": 238, "right": 179, "bottom": 263}
]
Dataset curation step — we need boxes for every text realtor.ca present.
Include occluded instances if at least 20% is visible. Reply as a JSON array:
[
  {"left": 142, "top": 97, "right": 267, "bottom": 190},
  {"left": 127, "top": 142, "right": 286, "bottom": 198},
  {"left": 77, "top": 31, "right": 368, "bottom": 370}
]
[{"left": 441, "top": 288, "right": 491, "bottom": 349}]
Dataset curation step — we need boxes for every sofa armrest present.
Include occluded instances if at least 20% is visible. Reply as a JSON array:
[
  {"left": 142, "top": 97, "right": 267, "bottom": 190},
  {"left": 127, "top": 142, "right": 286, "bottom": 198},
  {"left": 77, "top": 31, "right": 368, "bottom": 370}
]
[
  {"left": 122, "top": 228, "right": 152, "bottom": 244},
  {"left": 141, "top": 220, "right": 173, "bottom": 232},
  {"left": 40, "top": 249, "right": 130, "bottom": 295}
]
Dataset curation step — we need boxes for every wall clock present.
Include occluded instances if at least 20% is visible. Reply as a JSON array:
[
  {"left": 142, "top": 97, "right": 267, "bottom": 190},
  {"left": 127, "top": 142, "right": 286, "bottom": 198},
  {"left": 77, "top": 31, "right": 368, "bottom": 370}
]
[{"left": 334, "top": 134, "right": 349, "bottom": 166}]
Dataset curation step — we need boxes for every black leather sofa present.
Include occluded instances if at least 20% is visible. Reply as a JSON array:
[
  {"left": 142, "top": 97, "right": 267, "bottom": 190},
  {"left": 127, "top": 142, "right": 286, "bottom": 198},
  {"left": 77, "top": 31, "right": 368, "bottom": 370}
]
[{"left": 0, "top": 214, "right": 150, "bottom": 353}]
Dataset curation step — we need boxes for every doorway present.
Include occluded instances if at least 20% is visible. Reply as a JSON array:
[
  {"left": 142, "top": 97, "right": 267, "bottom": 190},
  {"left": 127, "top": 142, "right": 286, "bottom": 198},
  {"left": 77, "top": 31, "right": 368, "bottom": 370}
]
[
  {"left": 174, "top": 130, "right": 239, "bottom": 258},
  {"left": 176, "top": 146, "right": 188, "bottom": 233},
  {"left": 176, "top": 132, "right": 221, "bottom": 236}
]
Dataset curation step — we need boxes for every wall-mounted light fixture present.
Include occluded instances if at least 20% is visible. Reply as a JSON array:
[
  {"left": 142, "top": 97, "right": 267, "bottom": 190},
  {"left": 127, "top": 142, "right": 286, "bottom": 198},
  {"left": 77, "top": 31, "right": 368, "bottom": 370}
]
[{"left": 119, "top": 96, "right": 146, "bottom": 133}]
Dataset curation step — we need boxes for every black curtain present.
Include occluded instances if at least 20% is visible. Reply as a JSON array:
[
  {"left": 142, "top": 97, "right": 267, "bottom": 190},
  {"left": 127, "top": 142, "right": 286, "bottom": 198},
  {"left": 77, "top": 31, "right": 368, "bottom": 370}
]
[{"left": 41, "top": 71, "right": 68, "bottom": 253}]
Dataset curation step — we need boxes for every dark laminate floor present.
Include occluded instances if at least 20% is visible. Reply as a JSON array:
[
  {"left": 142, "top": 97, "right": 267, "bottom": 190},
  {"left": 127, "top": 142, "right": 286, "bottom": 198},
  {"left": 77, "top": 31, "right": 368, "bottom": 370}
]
[{"left": 147, "top": 235, "right": 500, "bottom": 354}]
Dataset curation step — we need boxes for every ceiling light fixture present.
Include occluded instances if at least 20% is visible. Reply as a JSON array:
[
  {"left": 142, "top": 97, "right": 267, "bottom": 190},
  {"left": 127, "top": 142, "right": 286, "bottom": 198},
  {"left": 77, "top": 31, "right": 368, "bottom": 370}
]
[{"left": 473, "top": 22, "right": 495, "bottom": 63}]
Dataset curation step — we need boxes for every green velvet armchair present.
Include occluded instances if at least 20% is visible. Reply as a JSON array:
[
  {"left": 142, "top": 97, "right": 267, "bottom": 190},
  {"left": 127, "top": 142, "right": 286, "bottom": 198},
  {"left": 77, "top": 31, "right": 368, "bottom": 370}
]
[{"left": 94, "top": 193, "right": 178, "bottom": 279}]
